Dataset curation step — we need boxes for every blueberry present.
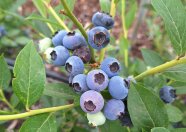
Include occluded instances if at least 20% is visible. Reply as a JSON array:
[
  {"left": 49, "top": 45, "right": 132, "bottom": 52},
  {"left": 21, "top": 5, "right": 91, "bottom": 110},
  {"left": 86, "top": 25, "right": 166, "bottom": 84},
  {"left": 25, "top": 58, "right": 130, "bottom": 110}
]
[
  {"left": 0, "top": 26, "right": 6, "bottom": 38},
  {"left": 63, "top": 31, "right": 87, "bottom": 50},
  {"left": 80, "top": 90, "right": 104, "bottom": 114},
  {"left": 87, "top": 112, "right": 106, "bottom": 127},
  {"left": 38, "top": 37, "right": 52, "bottom": 53},
  {"left": 103, "top": 99, "right": 125, "bottom": 120},
  {"left": 72, "top": 74, "right": 89, "bottom": 93},
  {"left": 92, "top": 12, "right": 114, "bottom": 30},
  {"left": 52, "top": 30, "right": 67, "bottom": 47},
  {"left": 86, "top": 69, "right": 109, "bottom": 92},
  {"left": 100, "top": 57, "right": 121, "bottom": 78},
  {"left": 159, "top": 86, "right": 176, "bottom": 103},
  {"left": 65, "top": 56, "right": 84, "bottom": 76},
  {"left": 88, "top": 26, "right": 110, "bottom": 50},
  {"left": 73, "top": 46, "right": 91, "bottom": 63},
  {"left": 44, "top": 46, "right": 70, "bottom": 66},
  {"left": 109, "top": 76, "right": 128, "bottom": 99}
]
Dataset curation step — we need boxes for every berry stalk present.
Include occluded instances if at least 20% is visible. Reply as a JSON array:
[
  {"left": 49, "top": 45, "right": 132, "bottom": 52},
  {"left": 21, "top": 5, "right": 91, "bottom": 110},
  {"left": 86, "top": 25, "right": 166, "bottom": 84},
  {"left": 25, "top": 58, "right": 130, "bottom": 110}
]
[
  {"left": 60, "top": 0, "right": 95, "bottom": 63},
  {"left": 42, "top": 0, "right": 70, "bottom": 32},
  {"left": 121, "top": 0, "right": 129, "bottom": 68},
  {"left": 98, "top": 0, "right": 117, "bottom": 63},
  {"left": 0, "top": 104, "right": 74, "bottom": 121},
  {"left": 134, "top": 57, "right": 186, "bottom": 81}
]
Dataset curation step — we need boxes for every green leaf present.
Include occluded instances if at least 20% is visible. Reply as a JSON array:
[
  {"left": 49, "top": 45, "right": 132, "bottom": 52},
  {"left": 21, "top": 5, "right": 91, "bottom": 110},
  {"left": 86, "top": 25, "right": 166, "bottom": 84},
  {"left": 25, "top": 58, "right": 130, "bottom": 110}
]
[
  {"left": 171, "top": 81, "right": 186, "bottom": 95},
  {"left": 166, "top": 104, "right": 183, "bottom": 123},
  {"left": 170, "top": 129, "right": 186, "bottom": 132},
  {"left": 151, "top": 127, "right": 170, "bottom": 132},
  {"left": 151, "top": 0, "right": 186, "bottom": 56},
  {"left": 99, "top": 0, "right": 111, "bottom": 13},
  {"left": 128, "top": 83, "right": 168, "bottom": 131},
  {"left": 26, "top": 14, "right": 63, "bottom": 28},
  {"left": 12, "top": 41, "right": 46, "bottom": 109},
  {"left": 99, "top": 120, "right": 128, "bottom": 132},
  {"left": 32, "top": 0, "right": 49, "bottom": 17},
  {"left": 0, "top": 55, "right": 11, "bottom": 89},
  {"left": 163, "top": 64, "right": 186, "bottom": 82},
  {"left": 126, "top": 1, "right": 137, "bottom": 29},
  {"left": 44, "top": 83, "right": 80, "bottom": 101},
  {"left": 141, "top": 49, "right": 164, "bottom": 67},
  {"left": 15, "top": 36, "right": 30, "bottom": 46},
  {"left": 20, "top": 113, "right": 57, "bottom": 132}
]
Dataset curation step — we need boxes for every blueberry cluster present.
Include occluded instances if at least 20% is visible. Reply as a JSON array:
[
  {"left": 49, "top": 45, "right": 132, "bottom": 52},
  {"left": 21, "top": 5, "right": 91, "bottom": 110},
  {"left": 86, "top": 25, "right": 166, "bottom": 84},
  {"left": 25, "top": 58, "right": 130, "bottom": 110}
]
[
  {"left": 78, "top": 57, "right": 129, "bottom": 125},
  {"left": 38, "top": 11, "right": 127, "bottom": 126}
]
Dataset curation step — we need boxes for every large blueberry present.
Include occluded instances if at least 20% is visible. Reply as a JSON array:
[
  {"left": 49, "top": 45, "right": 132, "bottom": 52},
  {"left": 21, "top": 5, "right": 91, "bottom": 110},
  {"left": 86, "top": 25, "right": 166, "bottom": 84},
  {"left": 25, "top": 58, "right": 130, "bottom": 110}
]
[
  {"left": 159, "top": 86, "right": 176, "bottom": 103},
  {"left": 80, "top": 90, "right": 104, "bottom": 114},
  {"left": 103, "top": 99, "right": 125, "bottom": 120},
  {"left": 109, "top": 76, "right": 128, "bottom": 99},
  {"left": 86, "top": 69, "right": 109, "bottom": 92},
  {"left": 92, "top": 12, "right": 114, "bottom": 30},
  {"left": 65, "top": 56, "right": 84, "bottom": 76},
  {"left": 72, "top": 74, "right": 89, "bottom": 93},
  {"left": 52, "top": 30, "right": 67, "bottom": 47},
  {"left": 88, "top": 26, "right": 110, "bottom": 50},
  {"left": 63, "top": 31, "right": 87, "bottom": 50},
  {"left": 100, "top": 57, "right": 121, "bottom": 78}
]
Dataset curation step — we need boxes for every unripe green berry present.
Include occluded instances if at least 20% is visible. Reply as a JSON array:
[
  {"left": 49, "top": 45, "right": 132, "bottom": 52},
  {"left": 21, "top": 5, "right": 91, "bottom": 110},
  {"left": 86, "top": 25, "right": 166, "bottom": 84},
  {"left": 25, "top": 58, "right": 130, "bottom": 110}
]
[
  {"left": 38, "top": 38, "right": 52, "bottom": 53},
  {"left": 87, "top": 112, "right": 106, "bottom": 127}
]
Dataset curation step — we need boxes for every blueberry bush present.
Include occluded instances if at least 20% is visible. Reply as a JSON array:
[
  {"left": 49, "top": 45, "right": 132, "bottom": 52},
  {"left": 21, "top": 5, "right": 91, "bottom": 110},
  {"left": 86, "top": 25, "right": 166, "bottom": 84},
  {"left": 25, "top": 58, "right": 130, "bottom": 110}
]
[{"left": 0, "top": 0, "right": 186, "bottom": 131}]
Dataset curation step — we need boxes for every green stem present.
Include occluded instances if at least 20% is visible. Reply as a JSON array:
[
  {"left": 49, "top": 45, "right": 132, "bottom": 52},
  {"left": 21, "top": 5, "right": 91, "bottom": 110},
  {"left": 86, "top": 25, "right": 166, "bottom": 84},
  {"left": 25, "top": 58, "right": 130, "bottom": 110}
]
[
  {"left": 0, "top": 104, "right": 74, "bottom": 121},
  {"left": 43, "top": 1, "right": 70, "bottom": 32},
  {"left": 60, "top": 0, "right": 95, "bottom": 63},
  {"left": 0, "top": 90, "right": 17, "bottom": 113},
  {"left": 121, "top": 0, "right": 129, "bottom": 68},
  {"left": 98, "top": 0, "right": 117, "bottom": 63},
  {"left": 134, "top": 57, "right": 186, "bottom": 81}
]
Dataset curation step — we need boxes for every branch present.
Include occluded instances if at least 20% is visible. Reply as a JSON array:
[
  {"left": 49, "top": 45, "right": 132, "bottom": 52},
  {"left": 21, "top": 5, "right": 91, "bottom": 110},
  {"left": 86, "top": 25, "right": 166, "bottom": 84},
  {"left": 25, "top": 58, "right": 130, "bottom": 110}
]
[
  {"left": 0, "top": 104, "right": 74, "bottom": 121},
  {"left": 134, "top": 57, "right": 186, "bottom": 81}
]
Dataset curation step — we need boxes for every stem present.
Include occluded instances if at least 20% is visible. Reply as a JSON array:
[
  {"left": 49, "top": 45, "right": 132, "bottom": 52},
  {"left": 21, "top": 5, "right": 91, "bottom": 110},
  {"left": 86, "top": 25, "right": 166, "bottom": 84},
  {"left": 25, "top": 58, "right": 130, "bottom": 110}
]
[
  {"left": 121, "top": 0, "right": 129, "bottom": 68},
  {"left": 0, "top": 90, "right": 18, "bottom": 113},
  {"left": 134, "top": 57, "right": 186, "bottom": 81},
  {"left": 98, "top": 0, "right": 117, "bottom": 63},
  {"left": 42, "top": 1, "right": 70, "bottom": 32},
  {"left": 60, "top": 0, "right": 95, "bottom": 63},
  {"left": 0, "top": 104, "right": 74, "bottom": 121}
]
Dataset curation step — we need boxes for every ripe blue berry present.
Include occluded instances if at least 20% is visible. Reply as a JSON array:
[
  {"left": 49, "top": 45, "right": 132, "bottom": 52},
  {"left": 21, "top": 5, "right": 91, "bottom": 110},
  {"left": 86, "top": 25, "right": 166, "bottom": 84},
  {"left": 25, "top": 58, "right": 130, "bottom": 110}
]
[
  {"left": 109, "top": 76, "right": 128, "bottom": 99},
  {"left": 159, "top": 86, "right": 176, "bottom": 103},
  {"left": 86, "top": 69, "right": 109, "bottom": 92},
  {"left": 100, "top": 57, "right": 121, "bottom": 78},
  {"left": 88, "top": 26, "right": 110, "bottom": 50},
  {"left": 72, "top": 74, "right": 89, "bottom": 93},
  {"left": 73, "top": 46, "right": 91, "bottom": 63},
  {"left": 65, "top": 56, "right": 84, "bottom": 76},
  {"left": 80, "top": 90, "right": 104, "bottom": 114},
  {"left": 63, "top": 31, "right": 87, "bottom": 50},
  {"left": 44, "top": 46, "right": 70, "bottom": 66},
  {"left": 52, "top": 30, "right": 67, "bottom": 47},
  {"left": 103, "top": 99, "right": 125, "bottom": 120},
  {"left": 92, "top": 12, "right": 114, "bottom": 30}
]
